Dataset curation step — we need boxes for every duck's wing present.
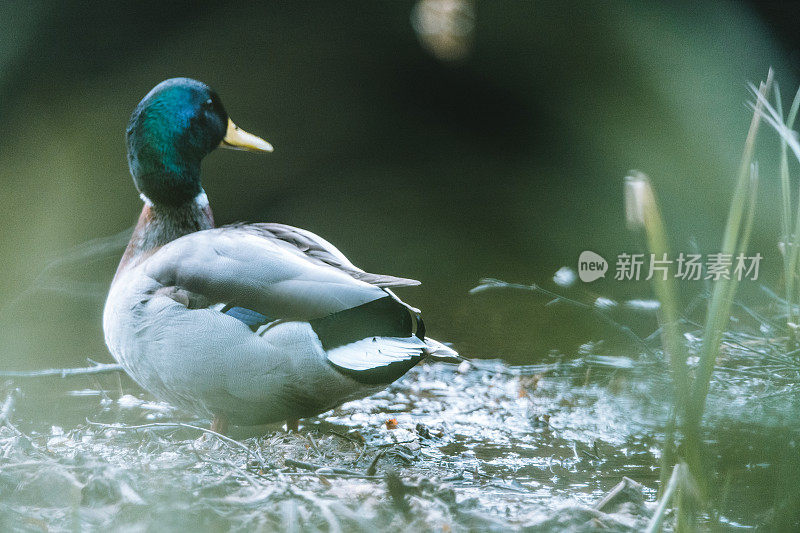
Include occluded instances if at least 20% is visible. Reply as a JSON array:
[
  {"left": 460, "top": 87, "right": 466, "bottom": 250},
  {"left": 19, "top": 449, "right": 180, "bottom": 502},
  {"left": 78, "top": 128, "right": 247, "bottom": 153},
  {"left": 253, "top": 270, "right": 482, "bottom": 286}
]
[
  {"left": 138, "top": 225, "right": 451, "bottom": 387},
  {"left": 143, "top": 227, "right": 392, "bottom": 320},
  {"left": 236, "top": 223, "right": 421, "bottom": 288}
]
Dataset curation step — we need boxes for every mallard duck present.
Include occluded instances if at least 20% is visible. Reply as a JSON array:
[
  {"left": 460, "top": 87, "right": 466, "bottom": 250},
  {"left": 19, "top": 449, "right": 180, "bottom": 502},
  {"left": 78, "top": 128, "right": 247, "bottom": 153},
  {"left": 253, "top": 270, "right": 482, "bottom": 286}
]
[{"left": 103, "top": 78, "right": 457, "bottom": 433}]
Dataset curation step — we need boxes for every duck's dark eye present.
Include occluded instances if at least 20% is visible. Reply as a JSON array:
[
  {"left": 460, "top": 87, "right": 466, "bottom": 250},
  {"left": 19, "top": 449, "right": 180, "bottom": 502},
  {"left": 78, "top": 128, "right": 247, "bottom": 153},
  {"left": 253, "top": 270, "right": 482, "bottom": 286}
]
[
  {"left": 203, "top": 91, "right": 228, "bottom": 122},
  {"left": 200, "top": 97, "right": 218, "bottom": 122}
]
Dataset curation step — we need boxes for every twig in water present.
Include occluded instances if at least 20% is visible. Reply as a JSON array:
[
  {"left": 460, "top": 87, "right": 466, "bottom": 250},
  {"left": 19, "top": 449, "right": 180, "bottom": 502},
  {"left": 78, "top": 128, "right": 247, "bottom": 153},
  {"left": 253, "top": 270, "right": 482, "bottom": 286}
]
[
  {"left": 306, "top": 433, "right": 323, "bottom": 457},
  {"left": 366, "top": 450, "right": 386, "bottom": 476},
  {"left": 283, "top": 458, "right": 380, "bottom": 479},
  {"left": 375, "top": 439, "right": 418, "bottom": 448},
  {"left": 85, "top": 419, "right": 266, "bottom": 468},
  {"left": 593, "top": 476, "right": 645, "bottom": 513},
  {"left": 325, "top": 428, "right": 363, "bottom": 445},
  {"left": 188, "top": 447, "right": 267, "bottom": 489},
  {"left": 0, "top": 389, "right": 35, "bottom": 446},
  {"left": 0, "top": 362, "right": 123, "bottom": 379},
  {"left": 470, "top": 278, "right": 654, "bottom": 355}
]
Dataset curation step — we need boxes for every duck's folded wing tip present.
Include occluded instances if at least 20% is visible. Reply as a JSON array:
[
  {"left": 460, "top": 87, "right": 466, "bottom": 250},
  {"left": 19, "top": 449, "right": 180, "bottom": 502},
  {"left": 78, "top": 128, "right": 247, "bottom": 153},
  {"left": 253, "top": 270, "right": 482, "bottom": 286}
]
[
  {"left": 350, "top": 272, "right": 421, "bottom": 288},
  {"left": 423, "top": 337, "right": 462, "bottom": 362},
  {"left": 326, "top": 336, "right": 427, "bottom": 385}
]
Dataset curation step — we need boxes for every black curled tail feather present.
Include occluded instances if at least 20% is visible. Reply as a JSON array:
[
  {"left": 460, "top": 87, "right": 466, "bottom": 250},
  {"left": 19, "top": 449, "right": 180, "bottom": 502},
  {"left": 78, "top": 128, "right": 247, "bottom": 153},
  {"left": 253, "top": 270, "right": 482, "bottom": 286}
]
[
  {"left": 312, "top": 296, "right": 428, "bottom": 385},
  {"left": 414, "top": 312, "right": 426, "bottom": 341}
]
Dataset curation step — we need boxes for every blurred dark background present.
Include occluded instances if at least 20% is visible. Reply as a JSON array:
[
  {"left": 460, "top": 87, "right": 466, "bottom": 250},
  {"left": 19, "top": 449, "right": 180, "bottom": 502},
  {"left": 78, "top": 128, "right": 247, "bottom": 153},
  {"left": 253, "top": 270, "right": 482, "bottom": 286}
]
[{"left": 1, "top": 0, "right": 799, "bottom": 368}]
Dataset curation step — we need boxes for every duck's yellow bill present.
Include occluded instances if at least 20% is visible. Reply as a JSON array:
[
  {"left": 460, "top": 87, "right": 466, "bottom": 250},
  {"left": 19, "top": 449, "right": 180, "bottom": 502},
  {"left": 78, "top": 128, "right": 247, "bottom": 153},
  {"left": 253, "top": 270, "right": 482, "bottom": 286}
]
[{"left": 220, "top": 118, "right": 273, "bottom": 152}]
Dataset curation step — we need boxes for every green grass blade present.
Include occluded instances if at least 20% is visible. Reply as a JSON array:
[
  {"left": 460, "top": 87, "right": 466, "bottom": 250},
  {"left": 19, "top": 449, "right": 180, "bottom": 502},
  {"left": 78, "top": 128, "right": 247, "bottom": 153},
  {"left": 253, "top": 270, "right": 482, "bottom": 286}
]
[
  {"left": 775, "top": 85, "right": 795, "bottom": 327},
  {"left": 686, "top": 73, "right": 771, "bottom": 434},
  {"left": 785, "top": 85, "right": 800, "bottom": 333},
  {"left": 646, "top": 463, "right": 681, "bottom": 533},
  {"left": 625, "top": 172, "right": 689, "bottom": 409}
]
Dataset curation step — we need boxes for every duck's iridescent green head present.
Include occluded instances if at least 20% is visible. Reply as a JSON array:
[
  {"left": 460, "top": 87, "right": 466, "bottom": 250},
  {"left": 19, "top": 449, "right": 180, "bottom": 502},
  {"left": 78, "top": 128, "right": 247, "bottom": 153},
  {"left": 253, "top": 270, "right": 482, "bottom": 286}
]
[{"left": 126, "top": 78, "right": 273, "bottom": 207}]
